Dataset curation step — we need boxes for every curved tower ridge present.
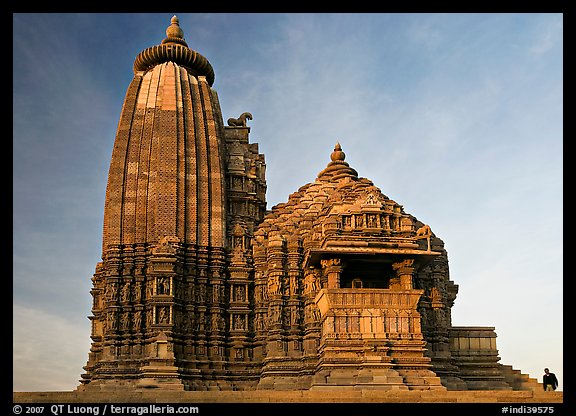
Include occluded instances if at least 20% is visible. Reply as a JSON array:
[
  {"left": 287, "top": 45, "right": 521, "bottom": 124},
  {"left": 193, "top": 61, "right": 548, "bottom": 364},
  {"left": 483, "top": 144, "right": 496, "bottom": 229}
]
[{"left": 103, "top": 15, "right": 225, "bottom": 250}]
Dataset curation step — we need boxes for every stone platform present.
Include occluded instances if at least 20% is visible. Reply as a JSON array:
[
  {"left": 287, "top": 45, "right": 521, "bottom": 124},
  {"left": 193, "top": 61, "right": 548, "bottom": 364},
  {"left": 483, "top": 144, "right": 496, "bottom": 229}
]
[{"left": 13, "top": 389, "right": 563, "bottom": 403}]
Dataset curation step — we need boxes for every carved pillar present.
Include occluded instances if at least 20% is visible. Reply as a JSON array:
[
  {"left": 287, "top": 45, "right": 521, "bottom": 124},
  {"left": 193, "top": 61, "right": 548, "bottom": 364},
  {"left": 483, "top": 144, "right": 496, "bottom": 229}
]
[
  {"left": 195, "top": 248, "right": 209, "bottom": 362},
  {"left": 257, "top": 233, "right": 286, "bottom": 389},
  {"left": 207, "top": 247, "right": 227, "bottom": 365},
  {"left": 321, "top": 258, "right": 343, "bottom": 289},
  {"left": 391, "top": 258, "right": 415, "bottom": 290},
  {"left": 252, "top": 233, "right": 268, "bottom": 361},
  {"left": 134, "top": 237, "right": 185, "bottom": 390},
  {"left": 101, "top": 245, "right": 123, "bottom": 363},
  {"left": 228, "top": 223, "right": 251, "bottom": 363},
  {"left": 286, "top": 236, "right": 303, "bottom": 356},
  {"left": 182, "top": 247, "right": 198, "bottom": 364},
  {"left": 302, "top": 267, "right": 321, "bottom": 362}
]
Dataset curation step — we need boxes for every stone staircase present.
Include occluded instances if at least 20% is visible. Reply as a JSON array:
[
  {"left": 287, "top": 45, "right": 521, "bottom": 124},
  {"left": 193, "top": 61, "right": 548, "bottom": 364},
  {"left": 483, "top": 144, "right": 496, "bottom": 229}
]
[{"left": 499, "top": 364, "right": 542, "bottom": 391}]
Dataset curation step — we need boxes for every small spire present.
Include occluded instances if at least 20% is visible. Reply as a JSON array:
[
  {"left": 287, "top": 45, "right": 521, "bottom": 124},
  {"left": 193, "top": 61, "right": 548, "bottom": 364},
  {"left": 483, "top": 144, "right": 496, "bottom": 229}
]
[
  {"left": 316, "top": 141, "right": 358, "bottom": 181},
  {"left": 162, "top": 15, "right": 188, "bottom": 47},
  {"left": 330, "top": 142, "right": 346, "bottom": 162}
]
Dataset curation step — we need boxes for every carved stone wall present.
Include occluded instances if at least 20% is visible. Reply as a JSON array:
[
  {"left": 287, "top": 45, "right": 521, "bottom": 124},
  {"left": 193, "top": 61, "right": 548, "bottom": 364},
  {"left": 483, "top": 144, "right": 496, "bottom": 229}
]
[
  {"left": 312, "top": 289, "right": 444, "bottom": 390},
  {"left": 449, "top": 327, "right": 512, "bottom": 390}
]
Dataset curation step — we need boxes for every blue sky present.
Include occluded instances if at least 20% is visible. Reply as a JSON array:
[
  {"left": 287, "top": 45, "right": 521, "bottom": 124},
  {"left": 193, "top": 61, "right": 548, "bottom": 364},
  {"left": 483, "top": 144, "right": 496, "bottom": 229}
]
[{"left": 13, "top": 13, "right": 563, "bottom": 391}]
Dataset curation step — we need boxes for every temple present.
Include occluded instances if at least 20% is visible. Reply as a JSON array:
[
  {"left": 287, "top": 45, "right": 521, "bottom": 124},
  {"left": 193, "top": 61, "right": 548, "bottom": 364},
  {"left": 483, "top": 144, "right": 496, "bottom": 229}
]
[{"left": 79, "top": 16, "right": 539, "bottom": 392}]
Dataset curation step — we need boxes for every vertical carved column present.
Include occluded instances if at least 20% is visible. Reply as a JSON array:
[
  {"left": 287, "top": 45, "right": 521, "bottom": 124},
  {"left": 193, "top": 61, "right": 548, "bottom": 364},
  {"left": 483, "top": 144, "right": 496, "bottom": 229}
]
[
  {"left": 228, "top": 224, "right": 251, "bottom": 362},
  {"left": 419, "top": 254, "right": 467, "bottom": 389},
  {"left": 147, "top": 237, "right": 178, "bottom": 335},
  {"left": 266, "top": 233, "right": 285, "bottom": 333},
  {"left": 182, "top": 247, "right": 198, "bottom": 365},
  {"left": 195, "top": 248, "right": 209, "bottom": 363},
  {"left": 224, "top": 120, "right": 267, "bottom": 383},
  {"left": 321, "top": 258, "right": 342, "bottom": 289},
  {"left": 286, "top": 236, "right": 303, "bottom": 356},
  {"left": 102, "top": 245, "right": 122, "bottom": 362},
  {"left": 252, "top": 232, "right": 268, "bottom": 362},
  {"left": 131, "top": 236, "right": 185, "bottom": 389},
  {"left": 132, "top": 244, "right": 147, "bottom": 347},
  {"left": 207, "top": 247, "right": 227, "bottom": 366},
  {"left": 258, "top": 232, "right": 286, "bottom": 389},
  {"left": 82, "top": 262, "right": 106, "bottom": 386},
  {"left": 391, "top": 258, "right": 415, "bottom": 290}
]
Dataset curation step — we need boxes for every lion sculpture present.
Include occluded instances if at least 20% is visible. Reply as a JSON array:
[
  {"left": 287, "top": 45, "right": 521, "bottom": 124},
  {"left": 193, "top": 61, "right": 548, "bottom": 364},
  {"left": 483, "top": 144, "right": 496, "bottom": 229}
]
[{"left": 227, "top": 112, "right": 253, "bottom": 127}]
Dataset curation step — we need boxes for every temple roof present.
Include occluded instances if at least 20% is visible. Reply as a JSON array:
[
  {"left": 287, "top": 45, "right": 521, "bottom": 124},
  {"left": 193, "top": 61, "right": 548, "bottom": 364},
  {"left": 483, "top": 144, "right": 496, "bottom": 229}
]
[
  {"left": 133, "top": 15, "right": 215, "bottom": 85},
  {"left": 254, "top": 143, "right": 443, "bottom": 263}
]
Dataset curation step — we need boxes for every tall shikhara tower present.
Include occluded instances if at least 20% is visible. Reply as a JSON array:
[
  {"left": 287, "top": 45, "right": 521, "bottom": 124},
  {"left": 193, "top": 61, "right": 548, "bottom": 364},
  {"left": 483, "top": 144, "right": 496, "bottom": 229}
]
[
  {"left": 80, "top": 16, "right": 266, "bottom": 390},
  {"left": 81, "top": 16, "right": 537, "bottom": 393}
]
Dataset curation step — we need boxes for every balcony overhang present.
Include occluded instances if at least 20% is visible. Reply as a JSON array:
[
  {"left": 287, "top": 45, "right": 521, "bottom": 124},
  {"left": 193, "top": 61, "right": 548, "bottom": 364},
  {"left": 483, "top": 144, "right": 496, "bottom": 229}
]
[{"left": 304, "top": 246, "right": 442, "bottom": 270}]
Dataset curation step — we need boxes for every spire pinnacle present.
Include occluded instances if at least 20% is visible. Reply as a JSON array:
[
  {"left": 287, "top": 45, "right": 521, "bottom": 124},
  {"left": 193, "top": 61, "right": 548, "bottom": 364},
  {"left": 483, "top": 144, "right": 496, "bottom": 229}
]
[
  {"left": 317, "top": 141, "right": 358, "bottom": 181},
  {"left": 134, "top": 15, "right": 215, "bottom": 85},
  {"left": 330, "top": 142, "right": 346, "bottom": 162},
  {"left": 162, "top": 15, "right": 188, "bottom": 47}
]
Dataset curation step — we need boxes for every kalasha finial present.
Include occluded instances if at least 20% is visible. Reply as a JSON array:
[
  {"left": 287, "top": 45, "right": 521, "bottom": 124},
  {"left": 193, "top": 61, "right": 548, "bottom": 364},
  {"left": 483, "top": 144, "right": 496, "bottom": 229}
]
[
  {"left": 162, "top": 15, "right": 188, "bottom": 47},
  {"left": 317, "top": 141, "right": 358, "bottom": 180},
  {"left": 330, "top": 142, "right": 346, "bottom": 162},
  {"left": 133, "top": 15, "right": 215, "bottom": 85}
]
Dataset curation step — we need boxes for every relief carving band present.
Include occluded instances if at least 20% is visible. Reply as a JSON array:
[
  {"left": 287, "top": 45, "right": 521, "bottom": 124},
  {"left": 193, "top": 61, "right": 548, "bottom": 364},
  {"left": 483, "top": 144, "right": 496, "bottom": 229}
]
[
  {"left": 157, "top": 277, "right": 170, "bottom": 295},
  {"left": 133, "top": 311, "right": 142, "bottom": 330},
  {"left": 320, "top": 258, "right": 341, "bottom": 269},
  {"left": 80, "top": 16, "right": 537, "bottom": 393},
  {"left": 146, "top": 281, "right": 153, "bottom": 299},
  {"left": 364, "top": 193, "right": 379, "bottom": 205},
  {"left": 134, "top": 282, "right": 142, "bottom": 302},
  {"left": 146, "top": 310, "right": 153, "bottom": 328},
  {"left": 367, "top": 214, "right": 377, "bottom": 228},
  {"left": 290, "top": 277, "right": 298, "bottom": 296},
  {"left": 106, "top": 311, "right": 117, "bottom": 331},
  {"left": 267, "top": 274, "right": 281, "bottom": 296},
  {"left": 121, "top": 282, "right": 131, "bottom": 302},
  {"left": 212, "top": 314, "right": 224, "bottom": 331},
  {"left": 343, "top": 216, "right": 352, "bottom": 228},
  {"left": 105, "top": 282, "right": 118, "bottom": 302},
  {"left": 304, "top": 269, "right": 319, "bottom": 296},
  {"left": 120, "top": 311, "right": 130, "bottom": 330},
  {"left": 233, "top": 314, "right": 246, "bottom": 330},
  {"left": 235, "top": 285, "right": 246, "bottom": 302},
  {"left": 157, "top": 306, "right": 170, "bottom": 325}
]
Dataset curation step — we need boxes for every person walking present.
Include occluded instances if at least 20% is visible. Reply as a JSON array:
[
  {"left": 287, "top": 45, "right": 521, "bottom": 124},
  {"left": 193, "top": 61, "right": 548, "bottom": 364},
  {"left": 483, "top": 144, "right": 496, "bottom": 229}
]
[{"left": 543, "top": 368, "right": 558, "bottom": 391}]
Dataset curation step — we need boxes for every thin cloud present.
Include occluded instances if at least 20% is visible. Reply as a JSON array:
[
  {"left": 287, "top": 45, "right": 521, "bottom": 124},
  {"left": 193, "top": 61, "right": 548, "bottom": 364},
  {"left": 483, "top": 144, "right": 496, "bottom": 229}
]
[
  {"left": 13, "top": 304, "right": 91, "bottom": 391},
  {"left": 529, "top": 14, "right": 563, "bottom": 55}
]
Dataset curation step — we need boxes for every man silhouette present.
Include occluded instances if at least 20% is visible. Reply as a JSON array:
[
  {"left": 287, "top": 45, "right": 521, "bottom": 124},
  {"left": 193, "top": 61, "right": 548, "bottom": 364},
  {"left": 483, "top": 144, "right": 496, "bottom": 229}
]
[{"left": 543, "top": 368, "right": 558, "bottom": 391}]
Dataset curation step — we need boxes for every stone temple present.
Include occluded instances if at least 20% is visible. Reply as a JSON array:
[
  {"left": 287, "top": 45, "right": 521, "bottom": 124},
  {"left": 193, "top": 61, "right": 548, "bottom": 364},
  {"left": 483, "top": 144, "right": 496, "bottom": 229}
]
[{"left": 79, "top": 16, "right": 537, "bottom": 392}]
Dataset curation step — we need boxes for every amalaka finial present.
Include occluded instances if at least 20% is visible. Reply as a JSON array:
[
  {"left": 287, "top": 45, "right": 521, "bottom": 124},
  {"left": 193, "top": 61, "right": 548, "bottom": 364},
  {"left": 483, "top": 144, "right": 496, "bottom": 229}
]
[
  {"left": 316, "top": 141, "right": 358, "bottom": 181},
  {"left": 133, "top": 15, "right": 215, "bottom": 85},
  {"left": 162, "top": 15, "right": 188, "bottom": 47},
  {"left": 330, "top": 142, "right": 346, "bottom": 162}
]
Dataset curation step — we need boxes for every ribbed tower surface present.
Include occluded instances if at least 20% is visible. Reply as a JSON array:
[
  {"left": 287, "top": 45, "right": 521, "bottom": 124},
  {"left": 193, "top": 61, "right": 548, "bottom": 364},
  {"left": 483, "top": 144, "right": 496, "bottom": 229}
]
[{"left": 103, "top": 15, "right": 224, "bottom": 249}]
